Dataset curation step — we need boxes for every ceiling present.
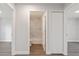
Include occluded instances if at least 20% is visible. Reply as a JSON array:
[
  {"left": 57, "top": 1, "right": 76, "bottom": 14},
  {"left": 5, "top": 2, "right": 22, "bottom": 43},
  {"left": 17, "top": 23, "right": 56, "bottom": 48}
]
[
  {"left": 29, "top": 3, "right": 79, "bottom": 19},
  {"left": 15, "top": 3, "right": 72, "bottom": 10},
  {"left": 15, "top": 3, "right": 67, "bottom": 9},
  {"left": 15, "top": 3, "right": 65, "bottom": 6},
  {"left": 65, "top": 4, "right": 79, "bottom": 19}
]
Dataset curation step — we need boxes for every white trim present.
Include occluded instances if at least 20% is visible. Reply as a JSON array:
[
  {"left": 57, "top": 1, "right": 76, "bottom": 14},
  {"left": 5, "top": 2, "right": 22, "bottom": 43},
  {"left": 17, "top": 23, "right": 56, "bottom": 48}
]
[
  {"left": 15, "top": 51, "right": 29, "bottom": 55},
  {"left": 46, "top": 10, "right": 48, "bottom": 54},
  {"left": 7, "top": 3, "right": 15, "bottom": 10},
  {"left": 31, "top": 41, "right": 42, "bottom": 44},
  {"left": 28, "top": 10, "right": 30, "bottom": 54},
  {"left": 46, "top": 51, "right": 64, "bottom": 55},
  {"left": 0, "top": 40, "right": 11, "bottom": 42},
  {"left": 46, "top": 51, "right": 52, "bottom": 55},
  {"left": 12, "top": 8, "right": 16, "bottom": 56},
  {"left": 7, "top": 3, "right": 16, "bottom": 56},
  {"left": 42, "top": 10, "right": 47, "bottom": 52},
  {"left": 67, "top": 40, "right": 79, "bottom": 42}
]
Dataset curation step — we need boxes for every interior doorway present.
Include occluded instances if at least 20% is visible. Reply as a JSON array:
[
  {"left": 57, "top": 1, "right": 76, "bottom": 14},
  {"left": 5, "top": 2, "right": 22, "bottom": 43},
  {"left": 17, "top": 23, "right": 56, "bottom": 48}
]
[{"left": 29, "top": 11, "right": 46, "bottom": 55}]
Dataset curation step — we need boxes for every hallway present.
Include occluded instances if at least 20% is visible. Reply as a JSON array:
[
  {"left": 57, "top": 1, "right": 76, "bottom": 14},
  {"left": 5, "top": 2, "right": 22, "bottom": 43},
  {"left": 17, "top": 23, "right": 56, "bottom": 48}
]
[
  {"left": 30, "top": 44, "right": 45, "bottom": 56},
  {"left": 1, "top": 3, "right": 79, "bottom": 56}
]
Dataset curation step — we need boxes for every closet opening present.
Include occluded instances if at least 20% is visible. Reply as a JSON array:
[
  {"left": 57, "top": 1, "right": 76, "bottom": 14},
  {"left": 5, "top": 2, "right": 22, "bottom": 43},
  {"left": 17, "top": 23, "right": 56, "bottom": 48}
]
[{"left": 29, "top": 11, "right": 46, "bottom": 55}]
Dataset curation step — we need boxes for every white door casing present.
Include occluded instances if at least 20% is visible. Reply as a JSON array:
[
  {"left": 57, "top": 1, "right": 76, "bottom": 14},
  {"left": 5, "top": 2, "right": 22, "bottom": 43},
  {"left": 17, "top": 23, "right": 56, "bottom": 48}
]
[{"left": 42, "top": 11, "right": 47, "bottom": 52}]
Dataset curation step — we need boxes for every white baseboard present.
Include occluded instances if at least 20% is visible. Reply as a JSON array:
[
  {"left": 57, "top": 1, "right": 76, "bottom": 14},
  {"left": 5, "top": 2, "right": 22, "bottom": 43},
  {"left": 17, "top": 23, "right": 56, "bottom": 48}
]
[
  {"left": 31, "top": 41, "right": 42, "bottom": 44},
  {"left": 12, "top": 50, "right": 16, "bottom": 56},
  {"left": 46, "top": 51, "right": 52, "bottom": 55},
  {"left": 63, "top": 52, "right": 67, "bottom": 56},
  {"left": 46, "top": 51, "right": 64, "bottom": 55},
  {"left": 15, "top": 50, "right": 30, "bottom": 55}
]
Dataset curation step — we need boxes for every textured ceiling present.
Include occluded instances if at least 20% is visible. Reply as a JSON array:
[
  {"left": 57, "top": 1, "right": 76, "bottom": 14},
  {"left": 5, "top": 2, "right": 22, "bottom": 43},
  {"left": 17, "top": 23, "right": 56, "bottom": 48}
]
[{"left": 15, "top": 3, "right": 65, "bottom": 6}]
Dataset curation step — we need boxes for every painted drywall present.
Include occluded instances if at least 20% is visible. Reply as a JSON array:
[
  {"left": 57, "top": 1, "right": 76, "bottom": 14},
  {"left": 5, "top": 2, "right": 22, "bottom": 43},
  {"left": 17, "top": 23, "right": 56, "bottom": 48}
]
[
  {"left": 64, "top": 17, "right": 77, "bottom": 41},
  {"left": 0, "top": 4, "right": 13, "bottom": 41},
  {"left": 15, "top": 4, "right": 64, "bottom": 54},
  {"left": 15, "top": 5, "right": 29, "bottom": 54},
  {"left": 64, "top": 3, "right": 79, "bottom": 55},
  {"left": 30, "top": 13, "right": 42, "bottom": 44},
  {"left": 77, "top": 19, "right": 79, "bottom": 40}
]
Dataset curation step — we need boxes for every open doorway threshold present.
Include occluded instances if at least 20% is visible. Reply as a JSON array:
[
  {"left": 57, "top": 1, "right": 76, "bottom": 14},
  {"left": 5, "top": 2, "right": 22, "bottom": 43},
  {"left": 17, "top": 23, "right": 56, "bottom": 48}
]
[{"left": 30, "top": 44, "right": 45, "bottom": 56}]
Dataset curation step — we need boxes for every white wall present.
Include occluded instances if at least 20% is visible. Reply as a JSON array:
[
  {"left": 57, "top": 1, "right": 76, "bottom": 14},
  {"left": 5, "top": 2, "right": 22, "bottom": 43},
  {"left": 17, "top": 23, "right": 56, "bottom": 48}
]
[
  {"left": 15, "top": 5, "right": 29, "bottom": 54},
  {"left": 15, "top": 4, "right": 64, "bottom": 54},
  {"left": 30, "top": 14, "right": 42, "bottom": 44},
  {"left": 77, "top": 19, "right": 79, "bottom": 40},
  {"left": 0, "top": 4, "right": 13, "bottom": 41},
  {"left": 64, "top": 17, "right": 77, "bottom": 41},
  {"left": 64, "top": 4, "right": 78, "bottom": 41},
  {"left": 64, "top": 3, "right": 79, "bottom": 55}
]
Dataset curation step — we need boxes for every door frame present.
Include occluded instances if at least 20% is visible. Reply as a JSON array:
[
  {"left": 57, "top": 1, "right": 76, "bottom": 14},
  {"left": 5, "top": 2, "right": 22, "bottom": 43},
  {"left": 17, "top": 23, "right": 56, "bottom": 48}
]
[
  {"left": 7, "top": 3, "right": 16, "bottom": 55},
  {"left": 42, "top": 11, "right": 47, "bottom": 53},
  {"left": 28, "top": 10, "right": 47, "bottom": 54}
]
